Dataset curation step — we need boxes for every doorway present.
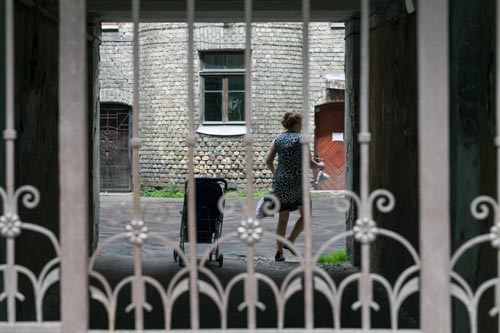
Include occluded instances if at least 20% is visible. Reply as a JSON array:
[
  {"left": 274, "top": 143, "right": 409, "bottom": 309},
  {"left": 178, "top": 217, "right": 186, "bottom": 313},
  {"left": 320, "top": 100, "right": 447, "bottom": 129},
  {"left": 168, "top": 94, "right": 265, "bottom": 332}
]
[
  {"left": 314, "top": 102, "right": 345, "bottom": 190},
  {"left": 99, "top": 103, "right": 132, "bottom": 192}
]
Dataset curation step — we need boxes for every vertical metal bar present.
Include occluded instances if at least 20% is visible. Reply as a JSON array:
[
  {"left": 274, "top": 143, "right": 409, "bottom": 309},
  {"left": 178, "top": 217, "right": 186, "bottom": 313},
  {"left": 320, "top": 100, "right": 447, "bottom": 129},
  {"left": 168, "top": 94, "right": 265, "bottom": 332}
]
[
  {"left": 418, "top": 0, "right": 451, "bottom": 331},
  {"left": 4, "top": 0, "right": 14, "bottom": 201},
  {"left": 359, "top": 0, "right": 372, "bottom": 330},
  {"left": 359, "top": 0, "right": 370, "bottom": 203},
  {"left": 186, "top": 0, "right": 199, "bottom": 328},
  {"left": 4, "top": 0, "right": 16, "bottom": 323},
  {"left": 130, "top": 0, "right": 145, "bottom": 331},
  {"left": 243, "top": 0, "right": 257, "bottom": 329},
  {"left": 301, "top": 0, "right": 314, "bottom": 329},
  {"left": 131, "top": 0, "right": 141, "bottom": 219},
  {"left": 244, "top": 0, "right": 253, "bottom": 201},
  {"left": 59, "top": 0, "right": 88, "bottom": 331}
]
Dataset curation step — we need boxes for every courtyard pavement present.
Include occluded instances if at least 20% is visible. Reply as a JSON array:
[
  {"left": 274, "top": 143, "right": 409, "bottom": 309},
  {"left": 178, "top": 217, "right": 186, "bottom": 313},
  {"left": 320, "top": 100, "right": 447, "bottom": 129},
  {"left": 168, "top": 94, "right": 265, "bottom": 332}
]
[
  {"left": 90, "top": 193, "right": 418, "bottom": 330},
  {"left": 96, "top": 192, "right": 347, "bottom": 265}
]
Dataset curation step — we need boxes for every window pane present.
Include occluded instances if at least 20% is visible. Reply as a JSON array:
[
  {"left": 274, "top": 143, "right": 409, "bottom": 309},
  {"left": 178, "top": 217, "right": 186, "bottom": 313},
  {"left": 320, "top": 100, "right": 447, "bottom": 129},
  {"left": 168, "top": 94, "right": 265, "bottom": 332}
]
[
  {"left": 205, "top": 76, "right": 222, "bottom": 90},
  {"left": 202, "top": 52, "right": 244, "bottom": 70},
  {"left": 203, "top": 54, "right": 225, "bottom": 70},
  {"left": 205, "top": 92, "right": 222, "bottom": 121},
  {"left": 228, "top": 92, "right": 245, "bottom": 121},
  {"left": 228, "top": 76, "right": 244, "bottom": 90},
  {"left": 226, "top": 53, "right": 244, "bottom": 69}
]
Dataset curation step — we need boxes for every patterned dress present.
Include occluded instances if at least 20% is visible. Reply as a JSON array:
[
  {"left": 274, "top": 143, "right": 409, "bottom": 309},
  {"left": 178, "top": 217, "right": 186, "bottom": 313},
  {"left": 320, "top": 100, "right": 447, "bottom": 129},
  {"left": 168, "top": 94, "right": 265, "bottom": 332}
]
[{"left": 273, "top": 131, "right": 303, "bottom": 212}]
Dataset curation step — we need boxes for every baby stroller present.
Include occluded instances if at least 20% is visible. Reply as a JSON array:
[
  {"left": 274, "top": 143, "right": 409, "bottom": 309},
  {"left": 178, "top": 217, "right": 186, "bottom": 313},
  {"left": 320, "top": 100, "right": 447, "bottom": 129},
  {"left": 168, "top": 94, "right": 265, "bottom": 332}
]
[{"left": 173, "top": 177, "right": 227, "bottom": 267}]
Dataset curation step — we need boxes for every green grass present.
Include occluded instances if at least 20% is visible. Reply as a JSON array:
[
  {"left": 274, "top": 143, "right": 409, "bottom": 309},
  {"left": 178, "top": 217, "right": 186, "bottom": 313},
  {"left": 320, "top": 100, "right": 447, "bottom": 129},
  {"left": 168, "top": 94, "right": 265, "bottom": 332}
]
[
  {"left": 226, "top": 190, "right": 269, "bottom": 198},
  {"left": 317, "top": 249, "right": 349, "bottom": 264},
  {"left": 140, "top": 188, "right": 184, "bottom": 198}
]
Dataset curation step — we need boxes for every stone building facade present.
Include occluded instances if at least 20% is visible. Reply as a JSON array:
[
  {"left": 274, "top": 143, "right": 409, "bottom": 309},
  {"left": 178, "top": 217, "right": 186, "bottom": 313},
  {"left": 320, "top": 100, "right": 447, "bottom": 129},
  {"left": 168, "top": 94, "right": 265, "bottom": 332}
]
[{"left": 99, "top": 22, "right": 345, "bottom": 191}]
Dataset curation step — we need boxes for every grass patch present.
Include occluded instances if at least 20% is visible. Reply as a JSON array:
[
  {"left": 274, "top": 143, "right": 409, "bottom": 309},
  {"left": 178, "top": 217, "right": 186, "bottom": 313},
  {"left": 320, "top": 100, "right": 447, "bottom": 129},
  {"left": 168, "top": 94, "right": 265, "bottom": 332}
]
[
  {"left": 317, "top": 249, "right": 349, "bottom": 264},
  {"left": 140, "top": 188, "right": 184, "bottom": 198},
  {"left": 226, "top": 190, "right": 269, "bottom": 198}
]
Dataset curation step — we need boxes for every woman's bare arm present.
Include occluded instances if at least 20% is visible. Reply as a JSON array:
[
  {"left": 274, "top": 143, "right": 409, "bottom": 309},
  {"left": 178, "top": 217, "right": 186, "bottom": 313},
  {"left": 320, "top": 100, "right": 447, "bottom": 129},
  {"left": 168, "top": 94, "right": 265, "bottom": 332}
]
[{"left": 265, "top": 140, "right": 277, "bottom": 174}]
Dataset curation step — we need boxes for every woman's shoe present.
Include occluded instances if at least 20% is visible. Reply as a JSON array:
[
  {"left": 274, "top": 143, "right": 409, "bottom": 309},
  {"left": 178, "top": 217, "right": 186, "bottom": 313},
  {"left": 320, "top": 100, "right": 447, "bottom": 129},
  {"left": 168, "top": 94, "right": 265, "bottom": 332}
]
[
  {"left": 284, "top": 244, "right": 297, "bottom": 256},
  {"left": 275, "top": 250, "right": 285, "bottom": 262}
]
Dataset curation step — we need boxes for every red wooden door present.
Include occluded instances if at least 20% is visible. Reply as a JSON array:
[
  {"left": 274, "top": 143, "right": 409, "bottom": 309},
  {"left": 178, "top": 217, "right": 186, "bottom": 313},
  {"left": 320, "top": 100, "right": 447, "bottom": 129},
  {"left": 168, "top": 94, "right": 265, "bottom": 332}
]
[{"left": 314, "top": 102, "right": 345, "bottom": 190}]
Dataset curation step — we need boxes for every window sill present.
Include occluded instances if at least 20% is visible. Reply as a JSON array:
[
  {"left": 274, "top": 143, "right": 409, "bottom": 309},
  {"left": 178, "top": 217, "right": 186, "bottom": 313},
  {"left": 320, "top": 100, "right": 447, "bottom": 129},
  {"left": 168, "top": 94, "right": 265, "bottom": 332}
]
[{"left": 196, "top": 124, "right": 247, "bottom": 136}]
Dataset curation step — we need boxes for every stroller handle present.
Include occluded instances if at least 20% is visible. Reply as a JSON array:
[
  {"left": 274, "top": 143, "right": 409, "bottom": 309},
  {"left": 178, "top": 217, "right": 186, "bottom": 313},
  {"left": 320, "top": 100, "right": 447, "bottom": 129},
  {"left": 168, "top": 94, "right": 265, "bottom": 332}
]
[{"left": 184, "top": 177, "right": 228, "bottom": 192}]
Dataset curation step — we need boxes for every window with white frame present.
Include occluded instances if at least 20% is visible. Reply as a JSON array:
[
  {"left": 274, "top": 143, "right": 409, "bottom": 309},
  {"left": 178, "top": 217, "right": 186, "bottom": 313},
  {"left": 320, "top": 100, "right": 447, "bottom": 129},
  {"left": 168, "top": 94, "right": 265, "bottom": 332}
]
[{"left": 200, "top": 51, "right": 245, "bottom": 123}]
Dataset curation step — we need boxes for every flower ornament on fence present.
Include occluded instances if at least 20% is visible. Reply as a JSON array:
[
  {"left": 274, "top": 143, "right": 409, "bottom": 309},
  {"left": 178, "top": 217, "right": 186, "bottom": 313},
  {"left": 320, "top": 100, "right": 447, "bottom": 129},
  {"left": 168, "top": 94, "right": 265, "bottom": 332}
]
[
  {"left": 489, "top": 223, "right": 500, "bottom": 248},
  {"left": 125, "top": 219, "right": 148, "bottom": 245},
  {"left": 238, "top": 218, "right": 263, "bottom": 245},
  {"left": 0, "top": 212, "right": 22, "bottom": 238},
  {"left": 353, "top": 217, "right": 377, "bottom": 243}
]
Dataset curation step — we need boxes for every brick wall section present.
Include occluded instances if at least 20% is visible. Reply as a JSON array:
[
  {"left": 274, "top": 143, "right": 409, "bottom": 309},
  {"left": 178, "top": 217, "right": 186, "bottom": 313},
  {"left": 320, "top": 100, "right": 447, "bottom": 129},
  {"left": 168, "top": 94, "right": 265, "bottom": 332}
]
[{"left": 99, "top": 23, "right": 345, "bottom": 191}]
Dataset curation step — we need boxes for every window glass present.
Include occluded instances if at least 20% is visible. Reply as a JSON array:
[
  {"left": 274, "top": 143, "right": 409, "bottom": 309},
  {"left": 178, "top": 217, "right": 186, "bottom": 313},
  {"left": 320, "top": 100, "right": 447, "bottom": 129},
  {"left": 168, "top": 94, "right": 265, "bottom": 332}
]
[
  {"left": 226, "top": 53, "right": 244, "bottom": 69},
  {"left": 205, "top": 76, "right": 223, "bottom": 90},
  {"left": 228, "top": 92, "right": 244, "bottom": 121},
  {"left": 205, "top": 92, "right": 222, "bottom": 121},
  {"left": 203, "top": 54, "right": 225, "bottom": 70},
  {"left": 203, "top": 52, "right": 244, "bottom": 70},
  {"left": 228, "top": 75, "right": 244, "bottom": 90}
]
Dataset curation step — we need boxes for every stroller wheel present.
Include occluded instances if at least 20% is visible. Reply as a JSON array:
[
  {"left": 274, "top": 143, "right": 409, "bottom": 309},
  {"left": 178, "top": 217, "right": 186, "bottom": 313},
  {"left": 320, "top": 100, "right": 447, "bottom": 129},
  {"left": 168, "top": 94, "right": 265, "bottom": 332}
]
[
  {"left": 218, "top": 254, "right": 223, "bottom": 267},
  {"left": 173, "top": 250, "right": 178, "bottom": 262},
  {"left": 179, "top": 257, "right": 184, "bottom": 267}
]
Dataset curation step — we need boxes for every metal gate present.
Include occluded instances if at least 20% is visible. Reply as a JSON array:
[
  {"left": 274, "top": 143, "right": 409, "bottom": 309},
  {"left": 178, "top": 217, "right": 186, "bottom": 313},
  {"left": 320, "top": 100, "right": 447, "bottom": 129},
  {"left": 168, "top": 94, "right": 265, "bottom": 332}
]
[
  {"left": 100, "top": 103, "right": 132, "bottom": 192},
  {"left": 0, "top": 0, "right": 496, "bottom": 331}
]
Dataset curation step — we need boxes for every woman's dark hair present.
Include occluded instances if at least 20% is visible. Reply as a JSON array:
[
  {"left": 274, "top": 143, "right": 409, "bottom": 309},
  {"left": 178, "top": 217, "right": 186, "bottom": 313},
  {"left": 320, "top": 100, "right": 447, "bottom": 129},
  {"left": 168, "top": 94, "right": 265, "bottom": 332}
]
[{"left": 281, "top": 110, "right": 302, "bottom": 130}]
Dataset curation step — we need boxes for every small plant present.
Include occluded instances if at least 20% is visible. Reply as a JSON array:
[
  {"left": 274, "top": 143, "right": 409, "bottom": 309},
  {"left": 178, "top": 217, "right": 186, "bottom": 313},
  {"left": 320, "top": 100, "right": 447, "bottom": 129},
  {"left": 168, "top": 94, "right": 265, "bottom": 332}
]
[
  {"left": 140, "top": 181, "right": 184, "bottom": 198},
  {"left": 317, "top": 249, "right": 349, "bottom": 264}
]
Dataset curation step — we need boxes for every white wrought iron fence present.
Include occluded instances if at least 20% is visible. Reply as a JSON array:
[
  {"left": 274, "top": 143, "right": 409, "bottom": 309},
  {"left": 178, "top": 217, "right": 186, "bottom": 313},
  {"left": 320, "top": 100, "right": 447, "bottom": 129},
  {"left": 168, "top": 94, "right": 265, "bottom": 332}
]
[{"left": 1, "top": 0, "right": 498, "bottom": 331}]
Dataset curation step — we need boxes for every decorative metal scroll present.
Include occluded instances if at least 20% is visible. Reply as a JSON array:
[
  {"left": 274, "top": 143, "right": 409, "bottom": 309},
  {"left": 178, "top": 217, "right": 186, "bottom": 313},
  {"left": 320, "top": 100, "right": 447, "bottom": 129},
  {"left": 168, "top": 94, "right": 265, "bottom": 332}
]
[
  {"left": 0, "top": 0, "right": 61, "bottom": 326},
  {"left": 448, "top": 1, "right": 500, "bottom": 332},
  {"left": 88, "top": 0, "right": 424, "bottom": 330},
  {"left": 449, "top": 197, "right": 500, "bottom": 333},
  {"left": 0, "top": 186, "right": 61, "bottom": 323}
]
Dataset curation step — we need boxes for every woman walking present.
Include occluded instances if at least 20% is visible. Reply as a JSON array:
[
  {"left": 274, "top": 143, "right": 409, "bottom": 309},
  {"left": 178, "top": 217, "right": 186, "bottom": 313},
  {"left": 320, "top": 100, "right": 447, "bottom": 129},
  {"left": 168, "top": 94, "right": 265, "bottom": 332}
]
[{"left": 265, "top": 110, "right": 324, "bottom": 261}]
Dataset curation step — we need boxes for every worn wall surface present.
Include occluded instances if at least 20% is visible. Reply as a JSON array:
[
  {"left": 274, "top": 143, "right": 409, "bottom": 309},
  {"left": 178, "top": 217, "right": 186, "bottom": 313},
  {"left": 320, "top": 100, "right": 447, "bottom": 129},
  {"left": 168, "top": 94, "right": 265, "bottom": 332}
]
[
  {"left": 13, "top": 2, "right": 59, "bottom": 320},
  {"left": 369, "top": 13, "right": 418, "bottom": 284},
  {"left": 348, "top": 0, "right": 497, "bottom": 330},
  {"left": 88, "top": 23, "right": 101, "bottom": 251},
  {"left": 344, "top": 17, "right": 360, "bottom": 265},
  {"left": 99, "top": 22, "right": 345, "bottom": 191},
  {"left": 450, "top": 0, "right": 496, "bottom": 331}
]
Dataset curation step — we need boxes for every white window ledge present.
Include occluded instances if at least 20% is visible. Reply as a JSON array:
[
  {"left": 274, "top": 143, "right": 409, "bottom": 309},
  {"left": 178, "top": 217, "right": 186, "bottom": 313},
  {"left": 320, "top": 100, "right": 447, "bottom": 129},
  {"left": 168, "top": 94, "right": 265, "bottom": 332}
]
[{"left": 196, "top": 124, "right": 247, "bottom": 136}]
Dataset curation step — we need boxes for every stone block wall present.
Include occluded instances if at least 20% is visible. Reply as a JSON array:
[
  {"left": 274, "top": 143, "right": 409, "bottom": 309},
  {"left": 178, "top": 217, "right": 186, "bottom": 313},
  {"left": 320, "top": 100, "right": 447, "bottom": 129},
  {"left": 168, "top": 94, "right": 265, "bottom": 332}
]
[{"left": 99, "top": 22, "right": 345, "bottom": 191}]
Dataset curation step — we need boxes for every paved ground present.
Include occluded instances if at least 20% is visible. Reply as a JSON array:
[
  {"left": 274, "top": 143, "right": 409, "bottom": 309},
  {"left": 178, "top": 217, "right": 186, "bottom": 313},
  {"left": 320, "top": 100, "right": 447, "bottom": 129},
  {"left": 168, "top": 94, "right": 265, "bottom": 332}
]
[
  {"left": 97, "top": 192, "right": 347, "bottom": 266},
  {"left": 90, "top": 193, "right": 418, "bottom": 330}
]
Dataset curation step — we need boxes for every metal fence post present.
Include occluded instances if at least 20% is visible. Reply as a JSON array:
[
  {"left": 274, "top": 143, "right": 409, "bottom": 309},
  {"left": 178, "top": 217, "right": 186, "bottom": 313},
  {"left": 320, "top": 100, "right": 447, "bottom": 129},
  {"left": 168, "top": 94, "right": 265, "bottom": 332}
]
[
  {"left": 418, "top": 0, "right": 451, "bottom": 331},
  {"left": 59, "top": 0, "right": 88, "bottom": 332}
]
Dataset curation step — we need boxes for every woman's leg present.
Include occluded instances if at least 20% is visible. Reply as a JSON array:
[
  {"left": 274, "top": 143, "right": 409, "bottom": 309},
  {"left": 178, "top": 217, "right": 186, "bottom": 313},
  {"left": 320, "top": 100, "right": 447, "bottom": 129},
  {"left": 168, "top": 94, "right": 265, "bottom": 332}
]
[
  {"left": 276, "top": 210, "right": 290, "bottom": 251},
  {"left": 288, "top": 205, "right": 304, "bottom": 243}
]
